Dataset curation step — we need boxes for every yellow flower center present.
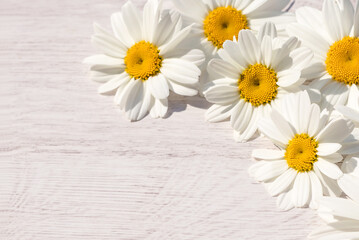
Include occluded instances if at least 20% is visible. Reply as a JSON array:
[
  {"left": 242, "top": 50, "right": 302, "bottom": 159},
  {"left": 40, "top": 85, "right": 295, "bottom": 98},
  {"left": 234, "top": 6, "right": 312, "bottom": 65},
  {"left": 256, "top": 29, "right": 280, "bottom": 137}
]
[
  {"left": 124, "top": 41, "right": 162, "bottom": 81},
  {"left": 285, "top": 134, "right": 318, "bottom": 172},
  {"left": 203, "top": 6, "right": 249, "bottom": 49},
  {"left": 326, "top": 36, "right": 359, "bottom": 85},
  {"left": 238, "top": 64, "right": 278, "bottom": 107}
]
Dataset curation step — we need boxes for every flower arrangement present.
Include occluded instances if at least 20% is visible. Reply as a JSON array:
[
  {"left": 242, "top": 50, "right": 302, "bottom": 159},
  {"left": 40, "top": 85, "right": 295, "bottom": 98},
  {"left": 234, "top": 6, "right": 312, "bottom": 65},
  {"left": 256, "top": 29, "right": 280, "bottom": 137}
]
[{"left": 84, "top": 0, "right": 359, "bottom": 238}]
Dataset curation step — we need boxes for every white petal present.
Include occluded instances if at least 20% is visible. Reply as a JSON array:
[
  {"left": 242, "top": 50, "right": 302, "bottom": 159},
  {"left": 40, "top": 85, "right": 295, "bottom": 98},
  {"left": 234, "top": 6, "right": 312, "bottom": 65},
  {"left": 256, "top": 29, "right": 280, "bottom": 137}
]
[
  {"left": 149, "top": 97, "right": 168, "bottom": 118},
  {"left": 252, "top": 149, "right": 285, "bottom": 161},
  {"left": 341, "top": 156, "right": 359, "bottom": 176},
  {"left": 310, "top": 221, "right": 359, "bottom": 240},
  {"left": 253, "top": 160, "right": 289, "bottom": 182},
  {"left": 271, "top": 37, "right": 298, "bottom": 70},
  {"left": 125, "top": 81, "right": 145, "bottom": 121},
  {"left": 249, "top": 13, "right": 295, "bottom": 33},
  {"left": 278, "top": 93, "right": 300, "bottom": 133},
  {"left": 291, "top": 172, "right": 310, "bottom": 207},
  {"left": 289, "top": 47, "right": 314, "bottom": 71},
  {"left": 121, "top": 1, "right": 143, "bottom": 42},
  {"left": 204, "top": 85, "right": 239, "bottom": 104},
  {"left": 258, "top": 118, "right": 287, "bottom": 149},
  {"left": 341, "top": 140, "right": 359, "bottom": 155},
  {"left": 83, "top": 54, "right": 124, "bottom": 66},
  {"left": 267, "top": 169, "right": 297, "bottom": 197},
  {"left": 314, "top": 109, "right": 330, "bottom": 137},
  {"left": 270, "top": 110, "right": 295, "bottom": 142},
  {"left": 254, "top": 160, "right": 288, "bottom": 182},
  {"left": 205, "top": 103, "right": 236, "bottom": 123},
  {"left": 243, "top": 0, "right": 290, "bottom": 15},
  {"left": 98, "top": 74, "right": 130, "bottom": 94},
  {"left": 307, "top": 104, "right": 321, "bottom": 137},
  {"left": 323, "top": 0, "right": 354, "bottom": 42},
  {"left": 277, "top": 70, "right": 302, "bottom": 88},
  {"left": 237, "top": 30, "right": 260, "bottom": 64},
  {"left": 92, "top": 23, "right": 127, "bottom": 58},
  {"left": 172, "top": 0, "right": 207, "bottom": 21},
  {"left": 296, "top": 7, "right": 324, "bottom": 34},
  {"left": 260, "top": 35, "right": 273, "bottom": 66},
  {"left": 338, "top": 174, "right": 359, "bottom": 203},
  {"left": 308, "top": 171, "right": 323, "bottom": 209},
  {"left": 159, "top": 24, "right": 192, "bottom": 56},
  {"left": 314, "top": 164, "right": 342, "bottom": 197},
  {"left": 277, "top": 190, "right": 295, "bottom": 211},
  {"left": 154, "top": 11, "right": 181, "bottom": 46},
  {"left": 315, "top": 159, "right": 343, "bottom": 180},
  {"left": 230, "top": 100, "right": 253, "bottom": 132},
  {"left": 258, "top": 22, "right": 277, "bottom": 41},
  {"left": 317, "top": 143, "right": 342, "bottom": 157},
  {"left": 136, "top": 81, "right": 152, "bottom": 120},
  {"left": 180, "top": 49, "right": 205, "bottom": 66},
  {"left": 233, "top": 106, "right": 262, "bottom": 142},
  {"left": 161, "top": 58, "right": 200, "bottom": 85},
  {"left": 301, "top": 63, "right": 326, "bottom": 80},
  {"left": 286, "top": 23, "right": 329, "bottom": 58},
  {"left": 320, "top": 80, "right": 350, "bottom": 110},
  {"left": 297, "top": 91, "right": 313, "bottom": 134},
  {"left": 354, "top": 0, "right": 359, "bottom": 37},
  {"left": 220, "top": 41, "right": 247, "bottom": 70},
  {"left": 335, "top": 105, "right": 359, "bottom": 124},
  {"left": 248, "top": 161, "right": 267, "bottom": 178},
  {"left": 319, "top": 196, "right": 359, "bottom": 220},
  {"left": 347, "top": 85, "right": 359, "bottom": 109},
  {"left": 167, "top": 80, "right": 198, "bottom": 96},
  {"left": 207, "top": 58, "right": 239, "bottom": 79},
  {"left": 319, "top": 154, "right": 343, "bottom": 164},
  {"left": 110, "top": 13, "right": 134, "bottom": 47},
  {"left": 116, "top": 78, "right": 139, "bottom": 110},
  {"left": 142, "top": 0, "right": 160, "bottom": 42},
  {"left": 147, "top": 74, "right": 169, "bottom": 99},
  {"left": 316, "top": 118, "right": 352, "bottom": 143}
]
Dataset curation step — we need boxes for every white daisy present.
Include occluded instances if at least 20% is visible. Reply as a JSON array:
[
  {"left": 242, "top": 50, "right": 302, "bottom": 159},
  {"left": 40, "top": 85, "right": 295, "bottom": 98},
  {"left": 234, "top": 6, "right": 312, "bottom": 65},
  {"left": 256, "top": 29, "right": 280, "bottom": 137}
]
[
  {"left": 249, "top": 91, "right": 358, "bottom": 210},
  {"left": 287, "top": 0, "right": 359, "bottom": 110},
  {"left": 203, "top": 22, "right": 313, "bottom": 142},
  {"left": 310, "top": 174, "right": 359, "bottom": 240},
  {"left": 83, "top": 0, "right": 205, "bottom": 121},
  {"left": 171, "top": 0, "right": 295, "bottom": 92}
]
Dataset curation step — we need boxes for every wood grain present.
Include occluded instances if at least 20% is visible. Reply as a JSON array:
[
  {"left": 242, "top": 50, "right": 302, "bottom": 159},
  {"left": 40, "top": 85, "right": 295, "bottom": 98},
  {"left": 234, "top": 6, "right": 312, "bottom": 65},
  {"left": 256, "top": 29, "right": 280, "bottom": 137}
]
[{"left": 1, "top": 0, "right": 325, "bottom": 239}]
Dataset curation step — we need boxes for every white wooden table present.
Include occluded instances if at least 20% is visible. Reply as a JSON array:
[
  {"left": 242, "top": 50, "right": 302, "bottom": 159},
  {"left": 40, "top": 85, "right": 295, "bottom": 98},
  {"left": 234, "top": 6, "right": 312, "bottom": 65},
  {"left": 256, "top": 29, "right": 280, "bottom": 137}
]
[{"left": 1, "top": 0, "right": 326, "bottom": 239}]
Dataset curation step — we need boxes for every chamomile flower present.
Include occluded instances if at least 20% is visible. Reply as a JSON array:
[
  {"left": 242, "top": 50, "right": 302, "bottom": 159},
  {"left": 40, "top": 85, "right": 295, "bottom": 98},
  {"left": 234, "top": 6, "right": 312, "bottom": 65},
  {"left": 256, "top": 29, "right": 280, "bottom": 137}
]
[
  {"left": 84, "top": 0, "right": 205, "bottom": 121},
  {"left": 203, "top": 23, "right": 313, "bottom": 142},
  {"left": 249, "top": 91, "right": 358, "bottom": 210},
  {"left": 287, "top": 0, "right": 359, "bottom": 110},
  {"left": 172, "top": 0, "right": 295, "bottom": 92},
  {"left": 310, "top": 174, "right": 359, "bottom": 240}
]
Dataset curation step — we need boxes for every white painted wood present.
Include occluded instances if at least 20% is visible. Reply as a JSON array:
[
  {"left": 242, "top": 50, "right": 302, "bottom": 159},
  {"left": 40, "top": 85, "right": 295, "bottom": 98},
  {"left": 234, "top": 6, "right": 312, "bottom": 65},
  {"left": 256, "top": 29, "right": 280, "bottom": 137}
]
[{"left": 1, "top": 0, "right": 326, "bottom": 239}]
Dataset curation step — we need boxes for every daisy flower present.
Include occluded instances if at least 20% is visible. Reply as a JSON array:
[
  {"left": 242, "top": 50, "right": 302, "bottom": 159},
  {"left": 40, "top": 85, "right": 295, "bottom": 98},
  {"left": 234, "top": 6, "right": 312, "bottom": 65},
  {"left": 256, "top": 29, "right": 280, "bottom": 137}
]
[
  {"left": 287, "top": 0, "right": 359, "bottom": 110},
  {"left": 249, "top": 91, "right": 358, "bottom": 210},
  {"left": 310, "top": 173, "right": 359, "bottom": 239},
  {"left": 203, "top": 22, "right": 313, "bottom": 142},
  {"left": 84, "top": 0, "right": 205, "bottom": 121},
  {"left": 171, "top": 0, "right": 295, "bottom": 92}
]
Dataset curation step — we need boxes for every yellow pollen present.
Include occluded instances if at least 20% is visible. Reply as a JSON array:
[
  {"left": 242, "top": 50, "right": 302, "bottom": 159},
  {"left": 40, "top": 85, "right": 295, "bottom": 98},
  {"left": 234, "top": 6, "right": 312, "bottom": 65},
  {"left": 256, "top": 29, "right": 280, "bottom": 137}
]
[
  {"left": 124, "top": 41, "right": 162, "bottom": 81},
  {"left": 203, "top": 6, "right": 249, "bottom": 49},
  {"left": 285, "top": 134, "right": 318, "bottom": 172},
  {"left": 326, "top": 36, "right": 359, "bottom": 85},
  {"left": 238, "top": 64, "right": 278, "bottom": 106}
]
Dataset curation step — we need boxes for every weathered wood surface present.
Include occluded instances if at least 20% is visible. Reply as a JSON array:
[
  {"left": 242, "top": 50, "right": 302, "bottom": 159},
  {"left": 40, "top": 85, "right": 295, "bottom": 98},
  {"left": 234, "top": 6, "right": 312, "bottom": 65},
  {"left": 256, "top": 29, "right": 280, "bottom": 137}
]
[{"left": 1, "top": 0, "right": 326, "bottom": 239}]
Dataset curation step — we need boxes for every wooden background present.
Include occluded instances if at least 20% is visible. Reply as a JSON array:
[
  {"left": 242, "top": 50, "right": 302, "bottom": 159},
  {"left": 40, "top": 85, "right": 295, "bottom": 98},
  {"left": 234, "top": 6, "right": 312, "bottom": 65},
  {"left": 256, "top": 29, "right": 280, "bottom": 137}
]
[{"left": 1, "top": 0, "right": 327, "bottom": 239}]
